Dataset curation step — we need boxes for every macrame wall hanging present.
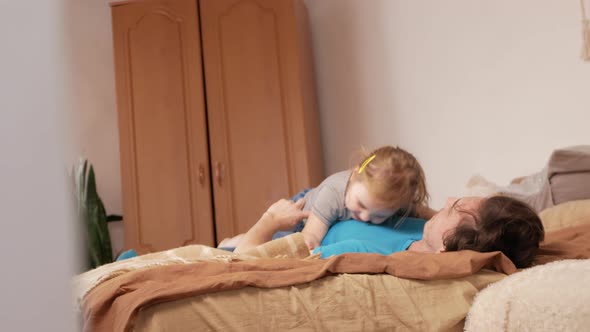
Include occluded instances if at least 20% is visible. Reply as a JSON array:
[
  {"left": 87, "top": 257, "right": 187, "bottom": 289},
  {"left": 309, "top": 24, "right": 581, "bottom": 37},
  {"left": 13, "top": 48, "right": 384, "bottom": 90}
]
[{"left": 581, "top": 0, "right": 590, "bottom": 61}]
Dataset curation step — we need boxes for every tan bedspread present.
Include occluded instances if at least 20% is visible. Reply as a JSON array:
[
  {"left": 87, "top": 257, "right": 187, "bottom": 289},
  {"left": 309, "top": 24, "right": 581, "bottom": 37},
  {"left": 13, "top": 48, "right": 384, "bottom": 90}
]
[
  {"left": 81, "top": 224, "right": 590, "bottom": 332},
  {"left": 83, "top": 250, "right": 515, "bottom": 332},
  {"left": 135, "top": 270, "right": 505, "bottom": 332},
  {"left": 534, "top": 223, "right": 590, "bottom": 265}
]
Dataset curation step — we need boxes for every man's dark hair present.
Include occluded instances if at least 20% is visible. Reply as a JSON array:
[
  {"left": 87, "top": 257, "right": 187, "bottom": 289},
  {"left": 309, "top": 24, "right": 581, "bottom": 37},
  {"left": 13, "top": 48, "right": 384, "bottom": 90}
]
[{"left": 444, "top": 195, "right": 545, "bottom": 268}]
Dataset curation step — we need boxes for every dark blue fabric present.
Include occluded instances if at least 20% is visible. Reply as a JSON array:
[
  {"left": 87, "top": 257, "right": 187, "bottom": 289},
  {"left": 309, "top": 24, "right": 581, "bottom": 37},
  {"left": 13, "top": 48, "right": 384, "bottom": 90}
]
[
  {"left": 291, "top": 188, "right": 311, "bottom": 202},
  {"left": 217, "top": 246, "right": 236, "bottom": 252},
  {"left": 116, "top": 249, "right": 137, "bottom": 261}
]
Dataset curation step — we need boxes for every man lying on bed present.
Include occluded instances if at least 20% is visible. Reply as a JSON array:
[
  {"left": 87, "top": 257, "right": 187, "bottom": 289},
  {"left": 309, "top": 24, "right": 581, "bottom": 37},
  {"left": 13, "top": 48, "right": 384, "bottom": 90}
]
[{"left": 235, "top": 195, "right": 544, "bottom": 268}]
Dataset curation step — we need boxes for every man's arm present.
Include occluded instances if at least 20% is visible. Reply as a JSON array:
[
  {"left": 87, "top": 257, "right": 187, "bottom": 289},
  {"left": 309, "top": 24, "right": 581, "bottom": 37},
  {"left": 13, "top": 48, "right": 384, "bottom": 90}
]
[{"left": 234, "top": 199, "right": 309, "bottom": 253}]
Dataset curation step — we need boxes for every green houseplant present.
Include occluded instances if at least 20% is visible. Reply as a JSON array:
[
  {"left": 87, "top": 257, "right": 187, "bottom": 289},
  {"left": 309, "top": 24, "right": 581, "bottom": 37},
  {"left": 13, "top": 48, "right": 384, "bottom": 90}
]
[{"left": 75, "top": 158, "right": 113, "bottom": 269}]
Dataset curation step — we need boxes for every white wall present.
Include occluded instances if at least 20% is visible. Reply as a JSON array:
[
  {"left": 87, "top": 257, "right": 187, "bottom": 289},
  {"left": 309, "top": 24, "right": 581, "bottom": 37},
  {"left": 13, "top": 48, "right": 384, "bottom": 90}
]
[
  {"left": 0, "top": 2, "right": 76, "bottom": 331},
  {"left": 306, "top": 0, "right": 590, "bottom": 208},
  {"left": 70, "top": 0, "right": 590, "bottom": 211},
  {"left": 66, "top": 0, "right": 122, "bottom": 215}
]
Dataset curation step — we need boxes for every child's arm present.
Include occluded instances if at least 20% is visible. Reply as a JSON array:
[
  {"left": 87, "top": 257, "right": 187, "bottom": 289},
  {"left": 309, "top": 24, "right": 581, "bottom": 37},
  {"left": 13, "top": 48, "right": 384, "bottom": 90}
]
[
  {"left": 235, "top": 199, "right": 309, "bottom": 253},
  {"left": 300, "top": 213, "right": 330, "bottom": 249}
]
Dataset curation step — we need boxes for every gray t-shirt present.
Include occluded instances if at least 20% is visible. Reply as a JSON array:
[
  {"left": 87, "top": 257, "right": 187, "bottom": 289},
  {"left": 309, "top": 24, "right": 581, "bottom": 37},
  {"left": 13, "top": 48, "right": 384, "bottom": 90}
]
[{"left": 303, "top": 170, "right": 353, "bottom": 226}]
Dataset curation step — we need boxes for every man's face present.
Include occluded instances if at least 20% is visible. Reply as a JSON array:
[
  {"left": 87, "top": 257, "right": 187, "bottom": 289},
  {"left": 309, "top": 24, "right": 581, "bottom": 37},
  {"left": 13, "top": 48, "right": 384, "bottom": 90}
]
[{"left": 423, "top": 196, "right": 484, "bottom": 252}]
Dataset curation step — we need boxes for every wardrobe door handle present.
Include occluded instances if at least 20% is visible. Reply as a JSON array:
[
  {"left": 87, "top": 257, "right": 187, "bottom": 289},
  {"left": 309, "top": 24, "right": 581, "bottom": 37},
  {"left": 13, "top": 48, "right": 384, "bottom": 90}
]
[
  {"left": 214, "top": 162, "right": 223, "bottom": 186},
  {"left": 198, "top": 164, "right": 205, "bottom": 186}
]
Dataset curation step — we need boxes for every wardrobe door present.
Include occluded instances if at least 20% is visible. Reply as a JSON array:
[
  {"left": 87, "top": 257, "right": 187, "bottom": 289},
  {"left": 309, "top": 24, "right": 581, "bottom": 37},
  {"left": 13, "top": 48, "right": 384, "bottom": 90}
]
[
  {"left": 111, "top": 0, "right": 215, "bottom": 253},
  {"left": 200, "top": 0, "right": 324, "bottom": 242}
]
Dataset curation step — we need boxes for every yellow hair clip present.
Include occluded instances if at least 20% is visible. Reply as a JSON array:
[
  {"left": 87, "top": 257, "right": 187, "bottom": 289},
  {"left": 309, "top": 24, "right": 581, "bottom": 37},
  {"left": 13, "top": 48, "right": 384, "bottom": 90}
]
[{"left": 358, "top": 154, "right": 376, "bottom": 174}]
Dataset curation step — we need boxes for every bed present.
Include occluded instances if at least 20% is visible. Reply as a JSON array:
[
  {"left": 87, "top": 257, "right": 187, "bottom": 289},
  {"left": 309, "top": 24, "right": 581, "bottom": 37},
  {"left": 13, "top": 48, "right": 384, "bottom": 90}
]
[{"left": 75, "top": 198, "right": 590, "bottom": 332}]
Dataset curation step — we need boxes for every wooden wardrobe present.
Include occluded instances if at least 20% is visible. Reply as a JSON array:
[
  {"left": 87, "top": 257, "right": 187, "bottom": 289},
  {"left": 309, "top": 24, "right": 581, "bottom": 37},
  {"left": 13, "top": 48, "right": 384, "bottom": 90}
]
[{"left": 111, "top": 0, "right": 323, "bottom": 253}]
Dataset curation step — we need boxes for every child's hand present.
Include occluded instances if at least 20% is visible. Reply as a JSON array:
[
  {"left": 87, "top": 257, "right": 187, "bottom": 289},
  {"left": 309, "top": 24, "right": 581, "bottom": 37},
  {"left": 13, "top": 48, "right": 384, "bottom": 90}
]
[{"left": 265, "top": 198, "right": 310, "bottom": 231}]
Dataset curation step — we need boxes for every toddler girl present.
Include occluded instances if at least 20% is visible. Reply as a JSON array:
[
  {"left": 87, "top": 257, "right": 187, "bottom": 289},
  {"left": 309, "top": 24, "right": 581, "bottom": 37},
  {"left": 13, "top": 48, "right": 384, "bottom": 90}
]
[{"left": 300, "top": 145, "right": 434, "bottom": 249}]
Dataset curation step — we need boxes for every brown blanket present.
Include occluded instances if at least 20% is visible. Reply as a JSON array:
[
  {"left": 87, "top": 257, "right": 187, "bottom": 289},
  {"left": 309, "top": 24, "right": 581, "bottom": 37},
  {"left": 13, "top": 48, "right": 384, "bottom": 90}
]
[
  {"left": 83, "top": 250, "right": 514, "bottom": 332},
  {"left": 83, "top": 224, "right": 590, "bottom": 332},
  {"left": 535, "top": 223, "right": 590, "bottom": 265}
]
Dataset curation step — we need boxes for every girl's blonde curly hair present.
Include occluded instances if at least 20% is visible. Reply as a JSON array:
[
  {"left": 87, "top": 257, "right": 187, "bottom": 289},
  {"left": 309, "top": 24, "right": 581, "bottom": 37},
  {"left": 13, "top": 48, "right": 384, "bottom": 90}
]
[{"left": 352, "top": 145, "right": 429, "bottom": 210}]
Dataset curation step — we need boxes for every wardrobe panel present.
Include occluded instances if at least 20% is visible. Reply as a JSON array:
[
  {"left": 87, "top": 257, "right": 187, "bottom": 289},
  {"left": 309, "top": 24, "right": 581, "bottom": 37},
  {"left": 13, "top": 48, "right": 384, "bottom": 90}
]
[
  {"left": 200, "top": 0, "right": 293, "bottom": 241},
  {"left": 112, "top": 0, "right": 214, "bottom": 252},
  {"left": 112, "top": 0, "right": 324, "bottom": 248}
]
